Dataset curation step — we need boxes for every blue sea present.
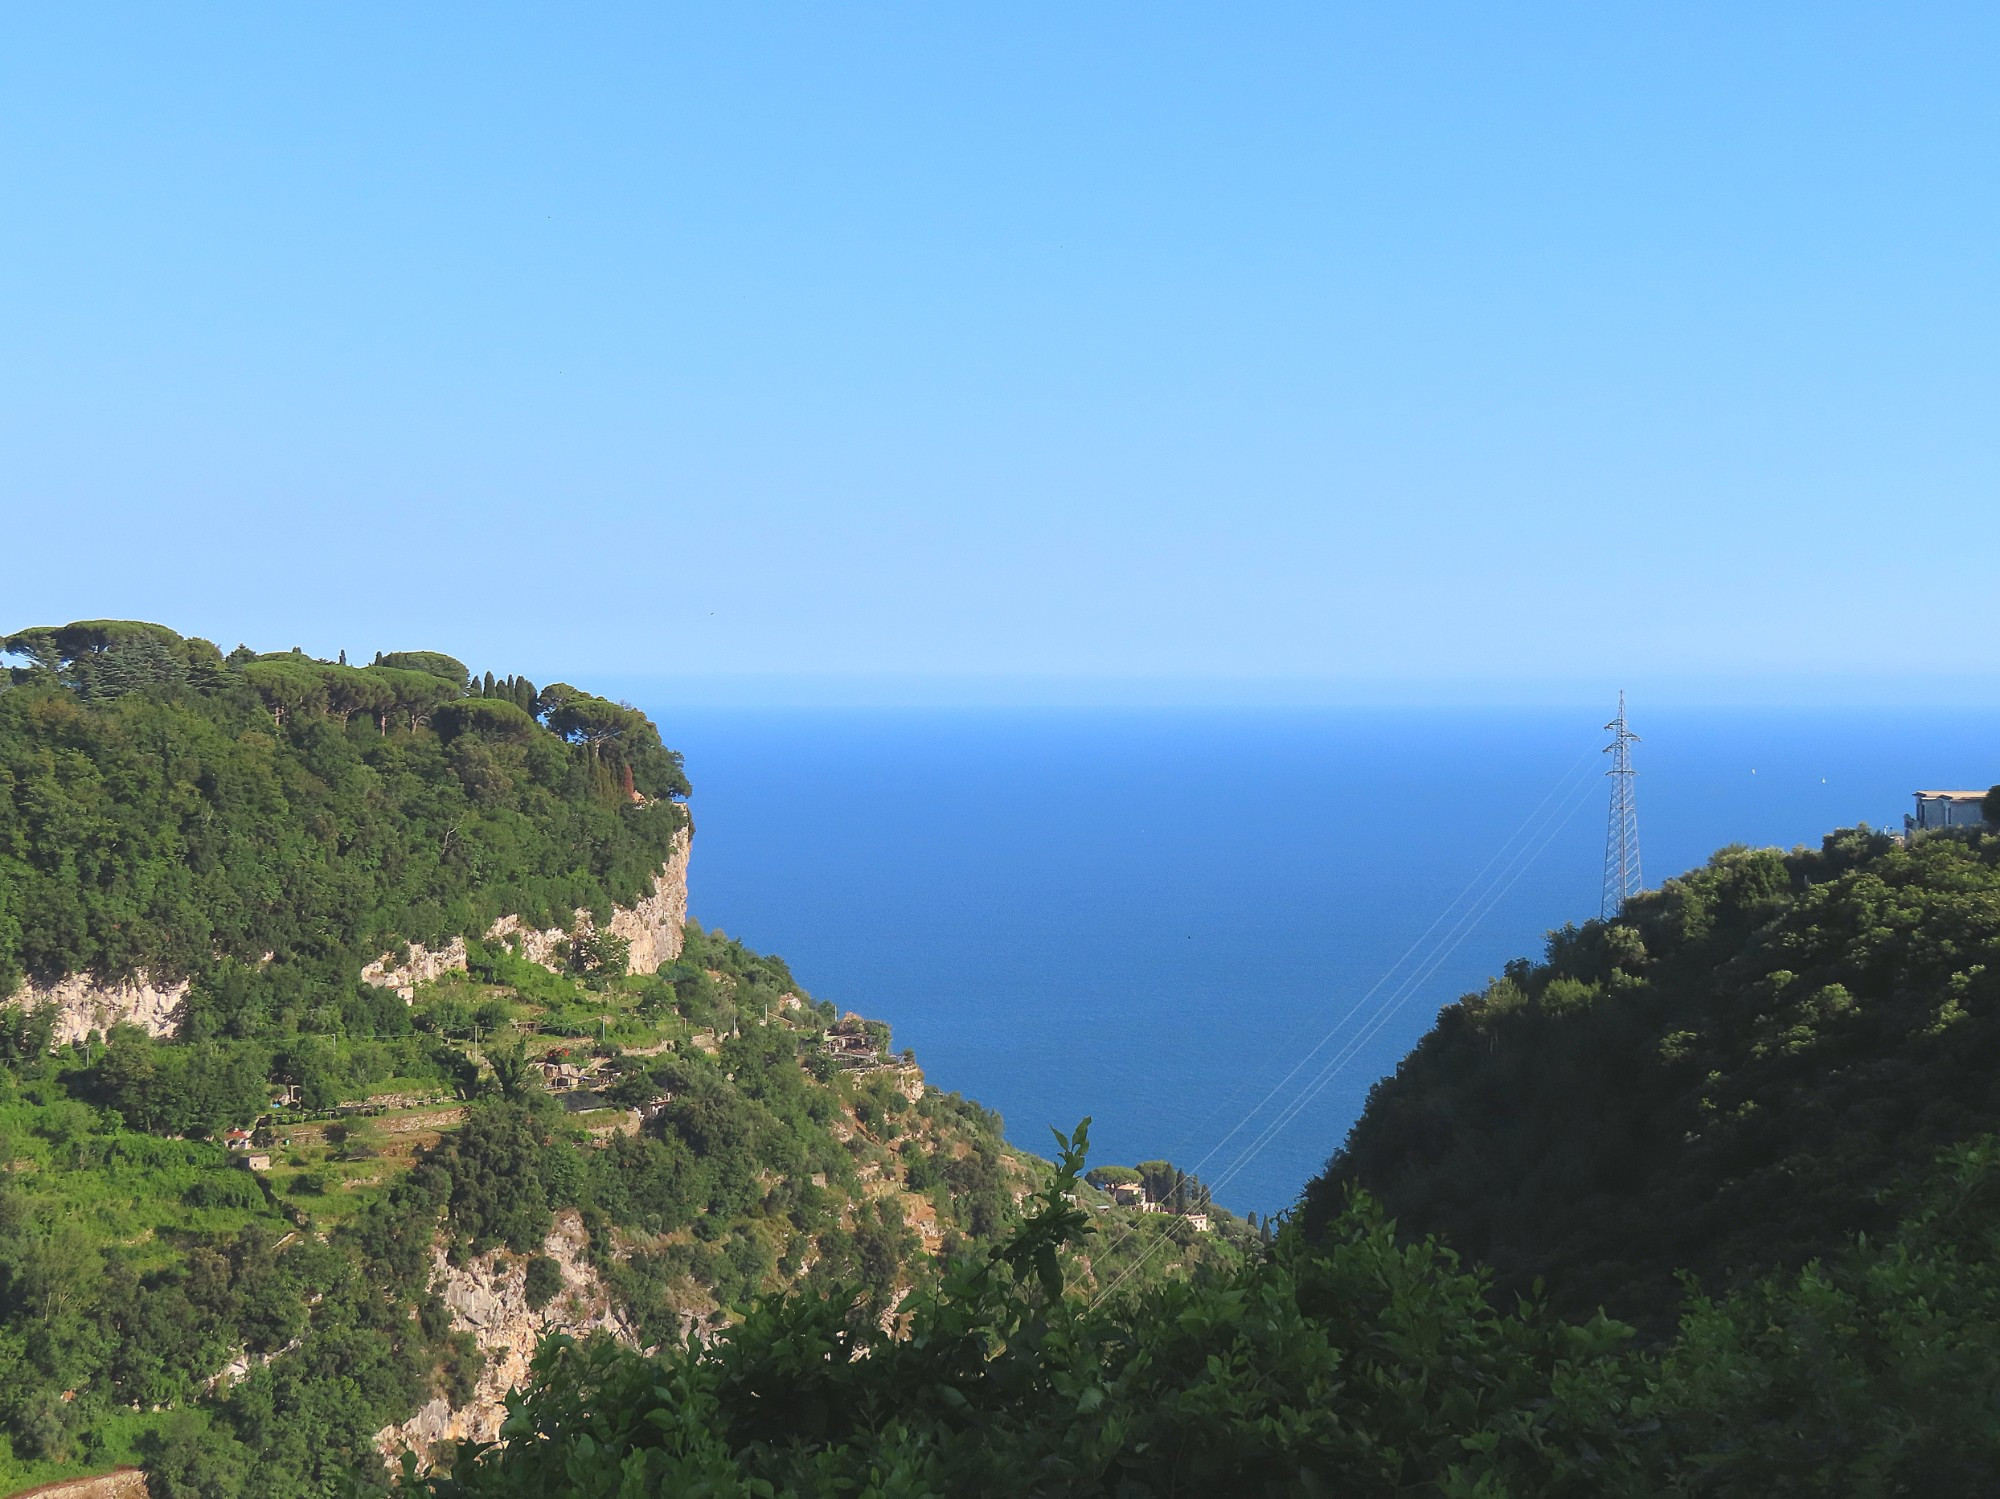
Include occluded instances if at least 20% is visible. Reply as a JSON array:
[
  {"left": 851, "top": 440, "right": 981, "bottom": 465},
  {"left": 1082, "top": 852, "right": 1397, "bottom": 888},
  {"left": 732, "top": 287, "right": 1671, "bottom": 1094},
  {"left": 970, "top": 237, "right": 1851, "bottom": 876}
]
[{"left": 632, "top": 704, "right": 2000, "bottom": 1217}]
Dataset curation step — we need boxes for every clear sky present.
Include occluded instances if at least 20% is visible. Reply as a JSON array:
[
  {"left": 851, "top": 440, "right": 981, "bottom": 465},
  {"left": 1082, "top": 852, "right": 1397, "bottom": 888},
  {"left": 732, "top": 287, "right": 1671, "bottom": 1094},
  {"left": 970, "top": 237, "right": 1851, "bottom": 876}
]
[{"left": 4, "top": 4, "right": 1996, "bottom": 704}]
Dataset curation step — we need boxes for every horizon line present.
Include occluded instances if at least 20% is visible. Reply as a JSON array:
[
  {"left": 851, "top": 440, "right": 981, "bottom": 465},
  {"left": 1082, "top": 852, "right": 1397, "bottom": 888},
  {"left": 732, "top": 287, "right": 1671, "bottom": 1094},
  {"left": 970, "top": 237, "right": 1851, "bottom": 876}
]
[{"left": 580, "top": 671, "right": 2000, "bottom": 712}]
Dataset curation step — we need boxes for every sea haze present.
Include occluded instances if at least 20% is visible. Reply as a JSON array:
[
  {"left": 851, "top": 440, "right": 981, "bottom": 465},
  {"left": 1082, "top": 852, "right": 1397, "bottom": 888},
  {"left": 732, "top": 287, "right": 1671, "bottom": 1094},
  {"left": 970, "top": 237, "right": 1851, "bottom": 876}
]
[{"left": 628, "top": 703, "right": 2000, "bottom": 1216}]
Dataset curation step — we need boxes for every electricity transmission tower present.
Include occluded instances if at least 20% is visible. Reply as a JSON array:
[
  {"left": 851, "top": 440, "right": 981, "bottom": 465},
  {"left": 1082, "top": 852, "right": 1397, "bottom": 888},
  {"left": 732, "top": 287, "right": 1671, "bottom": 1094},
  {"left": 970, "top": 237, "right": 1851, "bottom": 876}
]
[{"left": 1602, "top": 692, "right": 1642, "bottom": 918}]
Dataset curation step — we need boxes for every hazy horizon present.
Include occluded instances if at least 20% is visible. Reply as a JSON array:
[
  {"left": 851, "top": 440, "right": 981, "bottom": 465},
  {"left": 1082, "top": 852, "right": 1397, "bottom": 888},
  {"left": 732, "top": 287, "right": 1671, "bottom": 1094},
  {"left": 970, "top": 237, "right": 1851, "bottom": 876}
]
[{"left": 589, "top": 672, "right": 2000, "bottom": 712}]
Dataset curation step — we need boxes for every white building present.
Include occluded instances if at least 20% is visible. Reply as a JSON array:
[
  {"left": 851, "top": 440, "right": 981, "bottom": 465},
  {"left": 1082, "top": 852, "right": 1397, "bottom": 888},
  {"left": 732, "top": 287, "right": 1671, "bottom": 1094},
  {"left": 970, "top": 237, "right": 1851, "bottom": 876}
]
[{"left": 1912, "top": 790, "right": 1990, "bottom": 832}]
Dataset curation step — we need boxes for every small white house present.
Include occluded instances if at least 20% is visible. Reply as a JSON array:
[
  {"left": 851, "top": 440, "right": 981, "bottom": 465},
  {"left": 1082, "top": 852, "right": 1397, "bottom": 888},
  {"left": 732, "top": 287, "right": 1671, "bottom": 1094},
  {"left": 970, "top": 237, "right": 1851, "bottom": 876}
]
[{"left": 1912, "top": 790, "right": 1990, "bottom": 832}]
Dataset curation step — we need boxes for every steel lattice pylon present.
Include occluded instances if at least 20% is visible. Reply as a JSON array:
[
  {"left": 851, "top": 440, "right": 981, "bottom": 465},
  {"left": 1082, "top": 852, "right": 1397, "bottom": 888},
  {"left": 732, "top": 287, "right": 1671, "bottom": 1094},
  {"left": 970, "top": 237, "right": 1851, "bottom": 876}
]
[{"left": 1602, "top": 692, "right": 1642, "bottom": 918}]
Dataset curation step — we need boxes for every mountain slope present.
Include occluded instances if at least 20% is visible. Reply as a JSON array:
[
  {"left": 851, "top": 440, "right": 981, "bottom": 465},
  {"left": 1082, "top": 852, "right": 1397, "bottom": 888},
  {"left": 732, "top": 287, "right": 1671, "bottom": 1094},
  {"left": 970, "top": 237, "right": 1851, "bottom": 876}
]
[
  {"left": 0, "top": 622, "right": 687, "bottom": 1009},
  {"left": 1301, "top": 826, "right": 2000, "bottom": 1329},
  {"left": 0, "top": 621, "right": 1239, "bottom": 1495}
]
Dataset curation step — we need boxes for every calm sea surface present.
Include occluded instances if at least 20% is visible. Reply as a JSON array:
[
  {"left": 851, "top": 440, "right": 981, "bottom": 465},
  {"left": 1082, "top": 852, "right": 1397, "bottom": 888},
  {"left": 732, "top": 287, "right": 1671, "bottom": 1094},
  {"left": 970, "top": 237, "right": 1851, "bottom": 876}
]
[{"left": 631, "top": 704, "right": 2000, "bottom": 1216}]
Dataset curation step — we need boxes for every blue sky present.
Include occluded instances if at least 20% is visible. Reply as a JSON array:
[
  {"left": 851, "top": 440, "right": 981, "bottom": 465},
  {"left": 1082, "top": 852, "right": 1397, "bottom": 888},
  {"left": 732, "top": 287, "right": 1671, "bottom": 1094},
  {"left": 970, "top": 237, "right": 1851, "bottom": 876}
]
[{"left": 4, "top": 4, "right": 1996, "bottom": 704}]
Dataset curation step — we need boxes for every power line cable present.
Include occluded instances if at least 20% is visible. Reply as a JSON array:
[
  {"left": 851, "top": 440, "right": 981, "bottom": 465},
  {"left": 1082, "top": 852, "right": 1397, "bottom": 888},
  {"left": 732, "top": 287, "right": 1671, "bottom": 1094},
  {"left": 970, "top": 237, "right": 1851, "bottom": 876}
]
[
  {"left": 1164, "top": 745, "right": 1601, "bottom": 1186},
  {"left": 1191, "top": 754, "right": 1603, "bottom": 1196},
  {"left": 1202, "top": 768, "right": 1604, "bottom": 1200},
  {"left": 1084, "top": 744, "right": 1604, "bottom": 1308}
]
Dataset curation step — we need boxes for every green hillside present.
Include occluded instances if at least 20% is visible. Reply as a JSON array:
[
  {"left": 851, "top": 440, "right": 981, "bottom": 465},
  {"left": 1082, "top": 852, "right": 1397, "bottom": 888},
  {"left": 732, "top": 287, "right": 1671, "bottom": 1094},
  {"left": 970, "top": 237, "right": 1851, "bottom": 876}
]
[
  {"left": 0, "top": 622, "right": 1247, "bottom": 1495},
  {"left": 1302, "top": 826, "right": 2000, "bottom": 1331},
  {"left": 12, "top": 624, "right": 1997, "bottom": 1495},
  {"left": 0, "top": 619, "right": 688, "bottom": 1001}
]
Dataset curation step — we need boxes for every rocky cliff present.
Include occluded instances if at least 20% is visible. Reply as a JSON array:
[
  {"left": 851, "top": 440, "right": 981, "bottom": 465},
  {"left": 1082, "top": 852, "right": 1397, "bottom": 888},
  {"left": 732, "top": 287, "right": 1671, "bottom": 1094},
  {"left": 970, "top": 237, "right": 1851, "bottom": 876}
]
[
  {"left": 3, "top": 1470, "right": 149, "bottom": 1499},
  {"left": 375, "top": 1211, "right": 643, "bottom": 1467},
  {"left": 5, "top": 825, "right": 689, "bottom": 1038},
  {"left": 362, "top": 823, "right": 691, "bottom": 1000},
  {"left": 12, "top": 972, "right": 191, "bottom": 1047}
]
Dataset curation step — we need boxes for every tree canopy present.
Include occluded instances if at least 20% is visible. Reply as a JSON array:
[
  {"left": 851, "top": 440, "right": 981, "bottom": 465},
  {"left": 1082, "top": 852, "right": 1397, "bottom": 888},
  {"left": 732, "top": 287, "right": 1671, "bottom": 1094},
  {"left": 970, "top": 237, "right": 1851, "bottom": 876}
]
[
  {"left": 376, "top": 651, "right": 471, "bottom": 688},
  {"left": 1304, "top": 826, "right": 2000, "bottom": 1333},
  {"left": 410, "top": 1119, "right": 2000, "bottom": 1498},
  {"left": 0, "top": 620, "right": 688, "bottom": 997}
]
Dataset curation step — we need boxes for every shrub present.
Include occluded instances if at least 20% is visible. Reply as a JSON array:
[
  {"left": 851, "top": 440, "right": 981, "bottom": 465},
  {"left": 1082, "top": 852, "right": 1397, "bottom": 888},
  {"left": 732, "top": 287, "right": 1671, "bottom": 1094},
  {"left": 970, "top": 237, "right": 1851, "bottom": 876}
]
[
  {"left": 524, "top": 1254, "right": 564, "bottom": 1312},
  {"left": 185, "top": 1172, "right": 267, "bottom": 1211}
]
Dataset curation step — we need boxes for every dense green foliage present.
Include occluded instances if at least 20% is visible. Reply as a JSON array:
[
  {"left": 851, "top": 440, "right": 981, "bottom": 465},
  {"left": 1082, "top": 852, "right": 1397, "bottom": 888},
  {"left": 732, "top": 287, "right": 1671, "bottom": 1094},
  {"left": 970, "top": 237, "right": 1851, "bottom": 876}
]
[
  {"left": 0, "top": 619, "right": 688, "bottom": 1000},
  {"left": 0, "top": 1055, "right": 439, "bottom": 1493},
  {"left": 0, "top": 613, "right": 1074, "bottom": 1493},
  {"left": 1305, "top": 827, "right": 2000, "bottom": 1330},
  {"left": 408, "top": 1125, "right": 1630, "bottom": 1498},
  {"left": 0, "top": 977, "right": 1047, "bottom": 1493},
  {"left": 402, "top": 1127, "right": 2000, "bottom": 1499},
  {"left": 406, "top": 826, "right": 2000, "bottom": 1496},
  {"left": 410, "top": 1123, "right": 2000, "bottom": 1497},
  {"left": 0, "top": 622, "right": 1072, "bottom": 1491},
  {"left": 10, "top": 625, "right": 1994, "bottom": 1494},
  {"left": 1636, "top": 1135, "right": 2000, "bottom": 1493}
]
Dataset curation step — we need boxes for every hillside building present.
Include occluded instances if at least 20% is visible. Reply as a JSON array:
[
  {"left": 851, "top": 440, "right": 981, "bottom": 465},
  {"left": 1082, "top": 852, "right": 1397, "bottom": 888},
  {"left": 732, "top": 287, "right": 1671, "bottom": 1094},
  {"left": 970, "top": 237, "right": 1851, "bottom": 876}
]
[{"left": 1911, "top": 790, "right": 1991, "bottom": 832}]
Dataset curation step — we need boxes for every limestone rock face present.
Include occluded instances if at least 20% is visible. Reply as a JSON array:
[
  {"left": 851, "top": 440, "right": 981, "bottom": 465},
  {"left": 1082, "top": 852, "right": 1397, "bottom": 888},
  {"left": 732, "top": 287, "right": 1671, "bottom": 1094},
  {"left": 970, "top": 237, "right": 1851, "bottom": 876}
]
[
  {"left": 11, "top": 972, "right": 192, "bottom": 1047},
  {"left": 358, "top": 937, "right": 469, "bottom": 1002},
  {"left": 604, "top": 822, "right": 692, "bottom": 975},
  {"left": 375, "top": 1211, "right": 640, "bottom": 1465},
  {"left": 362, "top": 824, "right": 691, "bottom": 1000},
  {"left": 12, "top": 1470, "right": 150, "bottom": 1499}
]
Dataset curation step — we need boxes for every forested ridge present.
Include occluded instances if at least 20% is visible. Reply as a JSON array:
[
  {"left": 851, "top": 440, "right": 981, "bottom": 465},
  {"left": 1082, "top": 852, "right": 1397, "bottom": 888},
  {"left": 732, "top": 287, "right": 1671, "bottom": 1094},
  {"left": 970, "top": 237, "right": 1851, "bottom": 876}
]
[
  {"left": 1304, "top": 825, "right": 2000, "bottom": 1332},
  {"left": 0, "top": 618, "right": 689, "bottom": 1001},
  {"left": 0, "top": 621, "right": 1250, "bottom": 1495}
]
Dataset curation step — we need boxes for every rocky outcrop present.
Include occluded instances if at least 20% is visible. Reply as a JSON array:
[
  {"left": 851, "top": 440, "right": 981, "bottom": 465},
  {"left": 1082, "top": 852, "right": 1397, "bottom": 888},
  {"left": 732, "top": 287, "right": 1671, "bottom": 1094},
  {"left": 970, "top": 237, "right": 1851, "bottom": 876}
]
[
  {"left": 362, "top": 825, "right": 691, "bottom": 1000},
  {"left": 4, "top": 1469, "right": 149, "bottom": 1499},
  {"left": 205, "top": 1334, "right": 301, "bottom": 1396},
  {"left": 9, "top": 823, "right": 690, "bottom": 1035},
  {"left": 473, "top": 914, "right": 565, "bottom": 974},
  {"left": 358, "top": 938, "right": 469, "bottom": 1001},
  {"left": 604, "top": 821, "right": 692, "bottom": 973},
  {"left": 375, "top": 1211, "right": 640, "bottom": 1466},
  {"left": 7, "top": 972, "right": 190, "bottom": 1047}
]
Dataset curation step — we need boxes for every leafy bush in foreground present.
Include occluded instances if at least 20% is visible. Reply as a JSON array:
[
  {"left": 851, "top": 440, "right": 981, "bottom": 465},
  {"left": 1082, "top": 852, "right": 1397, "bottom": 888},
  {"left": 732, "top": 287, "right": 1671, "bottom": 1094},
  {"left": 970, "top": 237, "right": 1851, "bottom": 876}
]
[
  {"left": 409, "top": 1122, "right": 1642, "bottom": 1498},
  {"left": 414, "top": 1124, "right": 2000, "bottom": 1499}
]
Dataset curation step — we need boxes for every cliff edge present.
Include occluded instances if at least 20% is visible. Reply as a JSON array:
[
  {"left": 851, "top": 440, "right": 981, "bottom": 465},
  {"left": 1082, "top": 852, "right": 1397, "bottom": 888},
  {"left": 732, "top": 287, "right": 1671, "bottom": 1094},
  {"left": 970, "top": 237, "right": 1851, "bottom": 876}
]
[{"left": 362, "top": 824, "right": 692, "bottom": 1000}]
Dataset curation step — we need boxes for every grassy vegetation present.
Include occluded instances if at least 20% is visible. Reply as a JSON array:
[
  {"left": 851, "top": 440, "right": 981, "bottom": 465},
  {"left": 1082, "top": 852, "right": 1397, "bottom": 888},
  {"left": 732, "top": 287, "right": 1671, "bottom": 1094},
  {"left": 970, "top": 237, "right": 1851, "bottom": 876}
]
[
  {"left": 0, "top": 906, "right": 1235, "bottom": 1495},
  {"left": 0, "top": 1085, "right": 287, "bottom": 1262}
]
